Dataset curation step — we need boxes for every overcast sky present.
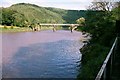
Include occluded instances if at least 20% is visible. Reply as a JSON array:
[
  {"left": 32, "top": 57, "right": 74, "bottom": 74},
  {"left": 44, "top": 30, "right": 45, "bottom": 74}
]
[{"left": 0, "top": 0, "right": 93, "bottom": 10}]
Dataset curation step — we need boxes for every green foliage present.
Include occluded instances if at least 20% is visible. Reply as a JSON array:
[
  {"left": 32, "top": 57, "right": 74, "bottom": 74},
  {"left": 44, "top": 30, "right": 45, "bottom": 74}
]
[
  {"left": 78, "top": 7, "right": 118, "bottom": 80},
  {"left": 112, "top": 3, "right": 120, "bottom": 20},
  {"left": 9, "top": 3, "right": 65, "bottom": 24},
  {"left": 83, "top": 10, "right": 116, "bottom": 45},
  {"left": 13, "top": 12, "right": 27, "bottom": 27},
  {"left": 2, "top": 8, "right": 15, "bottom": 26},
  {"left": 62, "top": 10, "right": 87, "bottom": 23},
  {"left": 76, "top": 17, "right": 85, "bottom": 25},
  {"left": 1, "top": 3, "right": 87, "bottom": 27},
  {"left": 46, "top": 8, "right": 87, "bottom": 23},
  {"left": 78, "top": 41, "right": 112, "bottom": 79},
  {"left": 0, "top": 8, "right": 2, "bottom": 25}
]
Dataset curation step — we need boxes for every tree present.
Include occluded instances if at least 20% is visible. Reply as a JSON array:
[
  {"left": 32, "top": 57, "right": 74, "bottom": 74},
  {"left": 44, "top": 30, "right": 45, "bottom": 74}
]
[
  {"left": 2, "top": 8, "right": 15, "bottom": 26},
  {"left": 13, "top": 13, "right": 27, "bottom": 27},
  {"left": 76, "top": 17, "right": 85, "bottom": 26},
  {"left": 78, "top": 0, "right": 118, "bottom": 79},
  {"left": 112, "top": 2, "right": 120, "bottom": 20},
  {"left": 88, "top": 0, "right": 115, "bottom": 11},
  {"left": 83, "top": 0, "right": 117, "bottom": 43}
]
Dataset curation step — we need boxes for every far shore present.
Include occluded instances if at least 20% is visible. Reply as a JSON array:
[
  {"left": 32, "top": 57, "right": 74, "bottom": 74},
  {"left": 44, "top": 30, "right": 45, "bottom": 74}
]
[{"left": 0, "top": 25, "right": 62, "bottom": 33}]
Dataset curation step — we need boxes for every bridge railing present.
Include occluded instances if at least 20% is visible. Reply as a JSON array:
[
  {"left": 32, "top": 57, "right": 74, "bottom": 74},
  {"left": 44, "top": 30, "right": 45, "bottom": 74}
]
[{"left": 95, "top": 37, "right": 118, "bottom": 80}]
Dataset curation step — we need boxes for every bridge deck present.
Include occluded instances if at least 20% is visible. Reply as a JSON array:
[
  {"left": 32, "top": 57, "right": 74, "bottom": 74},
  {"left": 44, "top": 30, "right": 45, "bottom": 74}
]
[{"left": 39, "top": 24, "right": 79, "bottom": 26}]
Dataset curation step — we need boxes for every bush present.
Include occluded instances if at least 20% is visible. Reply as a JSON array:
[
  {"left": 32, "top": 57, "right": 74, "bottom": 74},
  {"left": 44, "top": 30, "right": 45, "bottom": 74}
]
[{"left": 78, "top": 43, "right": 109, "bottom": 80}]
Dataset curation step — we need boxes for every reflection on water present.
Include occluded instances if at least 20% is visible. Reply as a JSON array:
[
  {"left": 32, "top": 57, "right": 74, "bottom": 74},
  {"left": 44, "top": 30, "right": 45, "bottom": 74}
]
[{"left": 2, "top": 30, "right": 84, "bottom": 78}]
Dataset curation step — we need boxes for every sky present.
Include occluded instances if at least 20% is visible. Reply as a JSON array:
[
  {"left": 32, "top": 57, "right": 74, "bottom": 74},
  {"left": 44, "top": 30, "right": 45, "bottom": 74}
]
[{"left": 0, "top": 0, "right": 93, "bottom": 10}]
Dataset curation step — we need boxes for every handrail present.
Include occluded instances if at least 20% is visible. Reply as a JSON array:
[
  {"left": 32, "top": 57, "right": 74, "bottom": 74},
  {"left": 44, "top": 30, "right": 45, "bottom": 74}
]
[{"left": 95, "top": 37, "right": 118, "bottom": 80}]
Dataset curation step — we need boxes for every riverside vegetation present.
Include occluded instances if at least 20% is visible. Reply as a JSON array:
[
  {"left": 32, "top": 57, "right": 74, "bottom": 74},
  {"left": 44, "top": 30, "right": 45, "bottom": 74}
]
[
  {"left": 77, "top": 1, "right": 120, "bottom": 80},
  {"left": 1, "top": 1, "right": 120, "bottom": 80}
]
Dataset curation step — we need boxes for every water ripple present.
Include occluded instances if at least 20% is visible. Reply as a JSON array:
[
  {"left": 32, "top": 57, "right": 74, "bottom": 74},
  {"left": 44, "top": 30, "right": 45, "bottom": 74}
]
[{"left": 2, "top": 30, "right": 84, "bottom": 78}]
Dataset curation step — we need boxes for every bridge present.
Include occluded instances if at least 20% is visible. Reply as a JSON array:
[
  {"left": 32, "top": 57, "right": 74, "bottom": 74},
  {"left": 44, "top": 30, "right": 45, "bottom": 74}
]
[
  {"left": 30, "top": 24, "right": 81, "bottom": 32},
  {"left": 39, "top": 24, "right": 79, "bottom": 26}
]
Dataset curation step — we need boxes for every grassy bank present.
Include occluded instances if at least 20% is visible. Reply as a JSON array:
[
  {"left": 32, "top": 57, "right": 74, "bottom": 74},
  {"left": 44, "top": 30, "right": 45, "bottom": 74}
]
[
  {"left": 77, "top": 43, "right": 110, "bottom": 80},
  {"left": 0, "top": 27, "right": 32, "bottom": 33},
  {"left": 0, "top": 25, "right": 32, "bottom": 32},
  {"left": 76, "top": 5, "right": 118, "bottom": 79},
  {"left": 0, "top": 25, "right": 63, "bottom": 33},
  {"left": 77, "top": 32, "right": 116, "bottom": 80}
]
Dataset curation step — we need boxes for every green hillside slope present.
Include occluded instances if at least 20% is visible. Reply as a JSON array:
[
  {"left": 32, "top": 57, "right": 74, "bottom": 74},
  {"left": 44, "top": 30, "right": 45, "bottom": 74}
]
[
  {"left": 45, "top": 7, "right": 87, "bottom": 23},
  {"left": 10, "top": 3, "right": 65, "bottom": 24},
  {"left": 1, "top": 3, "right": 87, "bottom": 27}
]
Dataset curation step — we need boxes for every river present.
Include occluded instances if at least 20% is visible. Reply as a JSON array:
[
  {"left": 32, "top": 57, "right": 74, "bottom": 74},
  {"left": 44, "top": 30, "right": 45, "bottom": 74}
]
[{"left": 2, "top": 30, "right": 84, "bottom": 78}]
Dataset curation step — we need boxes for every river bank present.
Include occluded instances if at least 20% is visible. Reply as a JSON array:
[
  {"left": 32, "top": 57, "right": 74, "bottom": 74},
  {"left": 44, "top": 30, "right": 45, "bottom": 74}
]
[
  {"left": 77, "top": 36, "right": 116, "bottom": 79},
  {"left": 0, "top": 25, "right": 62, "bottom": 33},
  {"left": 0, "top": 25, "right": 32, "bottom": 32}
]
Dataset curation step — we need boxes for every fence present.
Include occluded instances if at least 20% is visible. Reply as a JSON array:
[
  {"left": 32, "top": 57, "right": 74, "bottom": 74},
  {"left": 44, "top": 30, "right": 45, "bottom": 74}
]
[{"left": 95, "top": 37, "right": 118, "bottom": 80}]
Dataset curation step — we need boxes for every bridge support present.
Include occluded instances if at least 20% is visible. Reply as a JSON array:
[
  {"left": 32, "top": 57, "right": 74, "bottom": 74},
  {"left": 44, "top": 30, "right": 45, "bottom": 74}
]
[
  {"left": 39, "top": 25, "right": 42, "bottom": 30},
  {"left": 70, "top": 25, "right": 73, "bottom": 33},
  {"left": 70, "top": 25, "right": 78, "bottom": 33},
  {"left": 53, "top": 25, "right": 56, "bottom": 32}
]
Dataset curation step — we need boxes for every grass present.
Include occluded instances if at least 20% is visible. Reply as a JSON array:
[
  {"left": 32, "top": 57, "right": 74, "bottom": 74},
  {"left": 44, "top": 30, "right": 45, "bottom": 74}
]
[
  {"left": 0, "top": 25, "right": 63, "bottom": 33},
  {"left": 0, "top": 27, "right": 31, "bottom": 32},
  {"left": 0, "top": 25, "right": 32, "bottom": 32},
  {"left": 77, "top": 43, "right": 110, "bottom": 80}
]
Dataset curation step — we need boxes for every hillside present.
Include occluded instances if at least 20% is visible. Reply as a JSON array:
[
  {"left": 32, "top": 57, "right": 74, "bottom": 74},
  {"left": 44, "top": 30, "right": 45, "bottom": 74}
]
[
  {"left": 1, "top": 3, "right": 86, "bottom": 27},
  {"left": 9, "top": 3, "right": 65, "bottom": 24},
  {"left": 45, "top": 7, "right": 87, "bottom": 23}
]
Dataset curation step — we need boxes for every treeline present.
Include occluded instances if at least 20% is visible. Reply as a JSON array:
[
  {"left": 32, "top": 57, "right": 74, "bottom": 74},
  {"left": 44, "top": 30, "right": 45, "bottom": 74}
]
[
  {"left": 0, "top": 3, "right": 86, "bottom": 27},
  {"left": 0, "top": 5, "right": 64, "bottom": 27},
  {"left": 1, "top": 8, "right": 27, "bottom": 27},
  {"left": 77, "top": 1, "right": 120, "bottom": 79}
]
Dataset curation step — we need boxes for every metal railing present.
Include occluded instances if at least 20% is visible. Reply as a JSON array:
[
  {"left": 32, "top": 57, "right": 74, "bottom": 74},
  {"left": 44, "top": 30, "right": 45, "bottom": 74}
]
[{"left": 95, "top": 37, "right": 118, "bottom": 80}]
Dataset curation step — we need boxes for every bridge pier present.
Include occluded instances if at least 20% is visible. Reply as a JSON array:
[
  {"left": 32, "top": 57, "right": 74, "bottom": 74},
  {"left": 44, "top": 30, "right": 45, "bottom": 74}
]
[
  {"left": 70, "top": 25, "right": 78, "bottom": 33},
  {"left": 70, "top": 24, "right": 73, "bottom": 33},
  {"left": 39, "top": 25, "right": 42, "bottom": 30},
  {"left": 53, "top": 25, "right": 56, "bottom": 32},
  {"left": 37, "top": 23, "right": 41, "bottom": 31}
]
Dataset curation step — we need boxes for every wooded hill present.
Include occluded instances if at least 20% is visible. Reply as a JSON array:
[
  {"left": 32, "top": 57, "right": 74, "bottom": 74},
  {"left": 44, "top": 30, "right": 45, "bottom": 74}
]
[{"left": 1, "top": 3, "right": 87, "bottom": 27}]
